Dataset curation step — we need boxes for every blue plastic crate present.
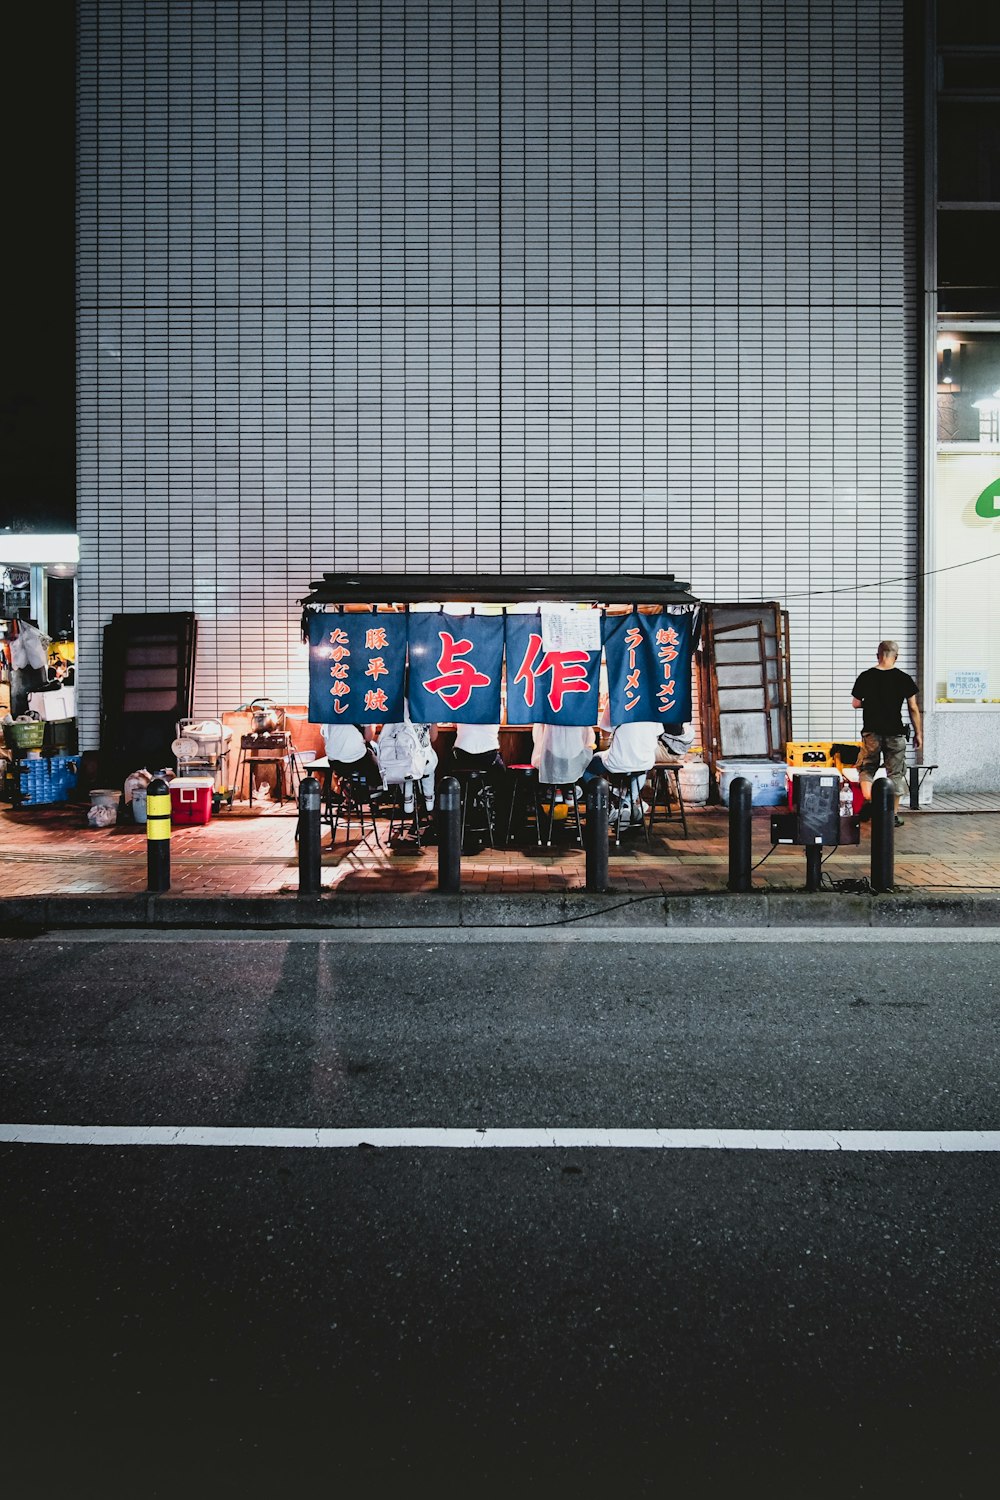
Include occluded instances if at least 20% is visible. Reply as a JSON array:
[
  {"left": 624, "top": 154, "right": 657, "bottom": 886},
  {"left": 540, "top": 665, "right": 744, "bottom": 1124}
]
[{"left": 16, "top": 754, "right": 80, "bottom": 806}]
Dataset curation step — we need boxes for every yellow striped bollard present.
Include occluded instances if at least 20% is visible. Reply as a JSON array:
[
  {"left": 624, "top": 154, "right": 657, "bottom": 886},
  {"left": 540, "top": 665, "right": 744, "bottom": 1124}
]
[{"left": 146, "top": 774, "right": 172, "bottom": 892}]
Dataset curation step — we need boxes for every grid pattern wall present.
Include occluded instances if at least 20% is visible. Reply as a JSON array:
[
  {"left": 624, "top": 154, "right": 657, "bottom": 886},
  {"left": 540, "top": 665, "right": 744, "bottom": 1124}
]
[{"left": 77, "top": 0, "right": 917, "bottom": 748}]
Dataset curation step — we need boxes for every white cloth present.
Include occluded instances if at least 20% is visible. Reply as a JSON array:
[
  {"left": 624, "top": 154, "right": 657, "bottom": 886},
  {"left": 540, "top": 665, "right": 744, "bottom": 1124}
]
[
  {"left": 15, "top": 620, "right": 50, "bottom": 671},
  {"left": 531, "top": 723, "right": 594, "bottom": 786},
  {"left": 454, "top": 722, "right": 500, "bottom": 755},
  {"left": 600, "top": 721, "right": 662, "bottom": 775},
  {"left": 321, "top": 722, "right": 367, "bottom": 764}
]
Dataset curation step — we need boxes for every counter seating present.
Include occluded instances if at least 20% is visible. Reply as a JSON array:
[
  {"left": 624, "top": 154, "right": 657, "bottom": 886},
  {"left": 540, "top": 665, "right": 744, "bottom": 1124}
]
[
  {"left": 328, "top": 767, "right": 382, "bottom": 847},
  {"left": 605, "top": 770, "right": 652, "bottom": 848},
  {"left": 504, "top": 764, "right": 542, "bottom": 847},
  {"left": 536, "top": 780, "right": 583, "bottom": 847},
  {"left": 645, "top": 763, "right": 688, "bottom": 838},
  {"left": 454, "top": 769, "right": 496, "bottom": 850}
]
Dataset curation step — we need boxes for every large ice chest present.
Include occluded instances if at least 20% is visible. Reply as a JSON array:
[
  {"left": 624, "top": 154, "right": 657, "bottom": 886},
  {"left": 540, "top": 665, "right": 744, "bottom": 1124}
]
[{"left": 716, "top": 759, "right": 789, "bottom": 807}]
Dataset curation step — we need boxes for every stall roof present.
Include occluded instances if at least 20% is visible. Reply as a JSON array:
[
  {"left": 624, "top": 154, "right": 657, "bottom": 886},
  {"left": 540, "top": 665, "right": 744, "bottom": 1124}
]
[{"left": 303, "top": 572, "right": 698, "bottom": 606}]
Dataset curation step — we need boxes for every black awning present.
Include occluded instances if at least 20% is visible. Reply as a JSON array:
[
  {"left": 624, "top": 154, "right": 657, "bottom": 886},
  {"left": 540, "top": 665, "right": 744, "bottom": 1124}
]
[{"left": 302, "top": 572, "right": 698, "bottom": 606}]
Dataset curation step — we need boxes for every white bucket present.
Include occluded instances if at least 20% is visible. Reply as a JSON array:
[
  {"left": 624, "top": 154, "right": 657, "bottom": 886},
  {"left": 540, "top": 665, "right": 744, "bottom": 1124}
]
[
  {"left": 89, "top": 788, "right": 119, "bottom": 808},
  {"left": 678, "top": 761, "right": 709, "bottom": 805},
  {"left": 132, "top": 787, "right": 148, "bottom": 824}
]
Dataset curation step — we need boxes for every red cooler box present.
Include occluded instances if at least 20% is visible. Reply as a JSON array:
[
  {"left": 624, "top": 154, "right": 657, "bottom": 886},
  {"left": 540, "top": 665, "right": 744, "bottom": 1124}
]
[{"left": 170, "top": 775, "right": 214, "bottom": 825}]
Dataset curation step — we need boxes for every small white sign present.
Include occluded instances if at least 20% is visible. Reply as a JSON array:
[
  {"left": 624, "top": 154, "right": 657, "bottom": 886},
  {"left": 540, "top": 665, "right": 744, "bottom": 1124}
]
[
  {"left": 539, "top": 607, "right": 602, "bottom": 653},
  {"left": 947, "top": 669, "right": 989, "bottom": 699}
]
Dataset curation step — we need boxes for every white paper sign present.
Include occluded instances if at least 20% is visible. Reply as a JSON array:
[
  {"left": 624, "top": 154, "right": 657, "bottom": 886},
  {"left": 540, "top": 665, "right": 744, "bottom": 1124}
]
[
  {"left": 947, "top": 669, "right": 988, "bottom": 699},
  {"left": 539, "top": 607, "right": 602, "bottom": 653}
]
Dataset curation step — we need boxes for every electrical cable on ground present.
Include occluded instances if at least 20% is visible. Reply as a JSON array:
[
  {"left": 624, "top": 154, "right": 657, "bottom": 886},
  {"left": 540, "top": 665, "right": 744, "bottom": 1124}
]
[
  {"left": 820, "top": 872, "right": 875, "bottom": 894},
  {"left": 751, "top": 844, "right": 778, "bottom": 872}
]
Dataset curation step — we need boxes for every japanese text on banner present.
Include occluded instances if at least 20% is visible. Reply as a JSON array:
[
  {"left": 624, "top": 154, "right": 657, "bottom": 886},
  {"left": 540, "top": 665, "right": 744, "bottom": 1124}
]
[
  {"left": 504, "top": 613, "right": 602, "bottom": 725},
  {"left": 603, "top": 611, "right": 693, "bottom": 723},
  {"left": 307, "top": 612, "right": 407, "bottom": 723},
  {"left": 406, "top": 613, "right": 504, "bottom": 724}
]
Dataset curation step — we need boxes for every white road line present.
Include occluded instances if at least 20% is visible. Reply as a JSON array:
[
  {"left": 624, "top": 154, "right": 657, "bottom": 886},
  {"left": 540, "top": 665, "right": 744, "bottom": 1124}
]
[
  {"left": 30, "top": 925, "right": 1000, "bottom": 945},
  {"left": 3, "top": 1125, "right": 1000, "bottom": 1151}
]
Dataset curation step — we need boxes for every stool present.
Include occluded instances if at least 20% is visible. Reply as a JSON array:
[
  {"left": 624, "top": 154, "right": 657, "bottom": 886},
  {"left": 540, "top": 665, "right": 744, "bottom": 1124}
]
[
  {"left": 384, "top": 779, "right": 430, "bottom": 847},
  {"left": 233, "top": 733, "right": 301, "bottom": 805},
  {"left": 537, "top": 781, "right": 583, "bottom": 847},
  {"left": 645, "top": 763, "right": 688, "bottom": 838},
  {"left": 328, "top": 770, "right": 382, "bottom": 847},
  {"left": 605, "top": 771, "right": 651, "bottom": 848},
  {"left": 456, "top": 770, "right": 496, "bottom": 850},
  {"left": 505, "top": 765, "right": 542, "bottom": 847}
]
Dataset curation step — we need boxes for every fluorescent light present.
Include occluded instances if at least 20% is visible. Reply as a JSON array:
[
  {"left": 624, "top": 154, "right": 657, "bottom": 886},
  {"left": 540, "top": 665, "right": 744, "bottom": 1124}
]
[{"left": 0, "top": 533, "right": 80, "bottom": 565}]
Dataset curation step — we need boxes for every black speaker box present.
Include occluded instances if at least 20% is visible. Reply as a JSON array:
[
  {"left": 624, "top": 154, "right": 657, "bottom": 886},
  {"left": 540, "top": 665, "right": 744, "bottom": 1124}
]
[{"left": 792, "top": 773, "right": 840, "bottom": 844}]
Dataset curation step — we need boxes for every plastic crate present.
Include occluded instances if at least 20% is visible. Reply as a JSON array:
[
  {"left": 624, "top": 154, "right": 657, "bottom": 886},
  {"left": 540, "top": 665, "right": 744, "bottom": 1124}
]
[
  {"left": 16, "top": 753, "right": 80, "bottom": 806},
  {"left": 785, "top": 740, "right": 834, "bottom": 767},
  {"left": 3, "top": 719, "right": 45, "bottom": 751},
  {"left": 42, "top": 718, "right": 79, "bottom": 754}
]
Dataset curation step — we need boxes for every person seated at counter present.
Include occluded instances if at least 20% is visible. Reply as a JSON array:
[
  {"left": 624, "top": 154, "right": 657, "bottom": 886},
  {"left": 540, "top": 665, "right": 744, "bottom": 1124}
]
[
  {"left": 531, "top": 722, "right": 594, "bottom": 790},
  {"left": 450, "top": 721, "right": 504, "bottom": 773},
  {"left": 320, "top": 721, "right": 382, "bottom": 787},
  {"left": 580, "top": 719, "right": 662, "bottom": 827}
]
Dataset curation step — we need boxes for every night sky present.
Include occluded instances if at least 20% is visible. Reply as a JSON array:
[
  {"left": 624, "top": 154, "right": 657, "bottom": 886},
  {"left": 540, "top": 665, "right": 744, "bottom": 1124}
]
[{"left": 2, "top": 6, "right": 75, "bottom": 532}]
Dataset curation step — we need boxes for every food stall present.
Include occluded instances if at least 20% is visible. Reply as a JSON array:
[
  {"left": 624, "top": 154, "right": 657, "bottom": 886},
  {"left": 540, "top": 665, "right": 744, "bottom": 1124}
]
[{"left": 299, "top": 572, "right": 700, "bottom": 848}]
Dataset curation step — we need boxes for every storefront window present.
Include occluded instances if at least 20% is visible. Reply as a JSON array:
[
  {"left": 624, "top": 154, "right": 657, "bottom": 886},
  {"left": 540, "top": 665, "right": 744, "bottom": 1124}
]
[{"left": 934, "top": 323, "right": 1000, "bottom": 704}]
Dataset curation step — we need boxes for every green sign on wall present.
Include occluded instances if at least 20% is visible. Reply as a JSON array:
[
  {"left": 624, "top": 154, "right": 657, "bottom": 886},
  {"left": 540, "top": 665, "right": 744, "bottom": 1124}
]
[{"left": 974, "top": 477, "right": 1000, "bottom": 519}]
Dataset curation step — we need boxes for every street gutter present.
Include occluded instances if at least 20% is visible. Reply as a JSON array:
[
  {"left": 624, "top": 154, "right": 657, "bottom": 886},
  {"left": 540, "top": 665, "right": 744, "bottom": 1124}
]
[{"left": 2, "top": 890, "right": 999, "bottom": 933}]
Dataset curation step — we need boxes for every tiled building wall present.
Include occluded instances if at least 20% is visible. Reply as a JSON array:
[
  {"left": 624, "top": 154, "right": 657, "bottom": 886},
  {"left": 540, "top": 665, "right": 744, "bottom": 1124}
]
[{"left": 77, "top": 0, "right": 916, "bottom": 749}]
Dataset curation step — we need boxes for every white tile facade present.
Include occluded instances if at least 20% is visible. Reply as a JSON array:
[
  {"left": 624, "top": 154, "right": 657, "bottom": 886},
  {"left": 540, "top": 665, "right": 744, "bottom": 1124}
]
[{"left": 77, "top": 0, "right": 917, "bottom": 748}]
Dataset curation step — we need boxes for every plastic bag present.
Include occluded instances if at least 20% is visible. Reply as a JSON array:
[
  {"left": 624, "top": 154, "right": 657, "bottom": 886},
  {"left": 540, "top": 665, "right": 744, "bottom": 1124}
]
[
  {"left": 123, "top": 768, "right": 153, "bottom": 805},
  {"left": 18, "top": 621, "right": 50, "bottom": 671},
  {"left": 87, "top": 803, "right": 118, "bottom": 829},
  {"left": 658, "top": 721, "right": 695, "bottom": 758}
]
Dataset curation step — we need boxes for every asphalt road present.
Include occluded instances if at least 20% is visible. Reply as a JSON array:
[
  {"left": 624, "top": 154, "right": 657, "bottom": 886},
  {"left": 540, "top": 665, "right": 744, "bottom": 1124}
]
[{"left": 3, "top": 928, "right": 1000, "bottom": 1496}]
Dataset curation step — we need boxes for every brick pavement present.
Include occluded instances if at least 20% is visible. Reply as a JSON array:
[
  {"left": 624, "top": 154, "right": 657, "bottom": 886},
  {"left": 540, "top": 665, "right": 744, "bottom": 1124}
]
[{"left": 1, "top": 798, "right": 997, "bottom": 899}]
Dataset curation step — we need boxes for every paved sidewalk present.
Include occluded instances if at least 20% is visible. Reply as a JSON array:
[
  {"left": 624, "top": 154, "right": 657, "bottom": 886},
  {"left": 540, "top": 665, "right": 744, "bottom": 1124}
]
[{"left": 2, "top": 797, "right": 997, "bottom": 900}]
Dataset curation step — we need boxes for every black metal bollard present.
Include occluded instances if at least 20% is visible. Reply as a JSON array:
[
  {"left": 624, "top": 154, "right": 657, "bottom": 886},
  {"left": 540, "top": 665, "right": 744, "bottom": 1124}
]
[
  {"left": 871, "top": 778, "right": 895, "bottom": 892},
  {"left": 727, "top": 776, "right": 753, "bottom": 893},
  {"left": 805, "top": 844, "right": 823, "bottom": 893},
  {"left": 437, "top": 776, "right": 462, "bottom": 893},
  {"left": 297, "top": 774, "right": 322, "bottom": 895},
  {"left": 585, "top": 780, "right": 610, "bottom": 893},
  {"left": 146, "top": 774, "right": 171, "bottom": 893}
]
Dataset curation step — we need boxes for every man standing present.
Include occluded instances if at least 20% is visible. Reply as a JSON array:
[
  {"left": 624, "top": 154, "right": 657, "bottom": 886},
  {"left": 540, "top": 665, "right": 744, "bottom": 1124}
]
[{"left": 851, "top": 641, "right": 922, "bottom": 826}]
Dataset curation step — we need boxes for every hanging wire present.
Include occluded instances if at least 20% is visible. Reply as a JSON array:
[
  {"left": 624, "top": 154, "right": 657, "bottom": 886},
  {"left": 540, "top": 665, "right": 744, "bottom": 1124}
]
[{"left": 784, "top": 551, "right": 1000, "bottom": 600}]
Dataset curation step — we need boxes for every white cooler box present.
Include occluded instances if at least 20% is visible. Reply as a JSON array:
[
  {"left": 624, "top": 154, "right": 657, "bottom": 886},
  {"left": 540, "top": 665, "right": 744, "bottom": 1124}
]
[
  {"left": 716, "top": 760, "right": 789, "bottom": 807},
  {"left": 28, "top": 687, "right": 76, "bottom": 720}
]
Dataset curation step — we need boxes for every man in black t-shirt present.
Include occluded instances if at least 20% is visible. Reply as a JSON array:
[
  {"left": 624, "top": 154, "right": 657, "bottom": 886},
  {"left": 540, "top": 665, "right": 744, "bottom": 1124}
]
[{"left": 851, "top": 640, "right": 922, "bottom": 825}]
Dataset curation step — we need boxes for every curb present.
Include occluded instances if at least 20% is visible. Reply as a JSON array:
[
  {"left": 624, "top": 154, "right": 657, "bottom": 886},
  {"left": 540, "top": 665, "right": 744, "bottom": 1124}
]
[{"left": 2, "top": 890, "right": 999, "bottom": 932}]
